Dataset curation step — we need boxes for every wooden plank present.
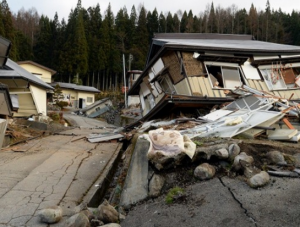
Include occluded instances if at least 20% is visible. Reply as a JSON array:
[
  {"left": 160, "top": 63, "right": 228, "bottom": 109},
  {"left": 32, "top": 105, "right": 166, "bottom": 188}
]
[
  {"left": 267, "top": 129, "right": 298, "bottom": 140},
  {"left": 282, "top": 117, "right": 295, "bottom": 129}
]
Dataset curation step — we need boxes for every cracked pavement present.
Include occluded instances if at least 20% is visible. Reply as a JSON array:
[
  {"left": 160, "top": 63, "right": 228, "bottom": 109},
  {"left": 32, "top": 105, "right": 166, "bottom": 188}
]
[
  {"left": 0, "top": 115, "right": 121, "bottom": 226},
  {"left": 121, "top": 176, "right": 300, "bottom": 227}
]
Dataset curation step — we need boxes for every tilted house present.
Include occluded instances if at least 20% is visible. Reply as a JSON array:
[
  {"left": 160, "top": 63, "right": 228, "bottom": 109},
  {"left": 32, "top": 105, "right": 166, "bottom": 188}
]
[
  {"left": 49, "top": 82, "right": 101, "bottom": 108},
  {"left": 0, "top": 59, "right": 54, "bottom": 117},
  {"left": 17, "top": 60, "right": 57, "bottom": 83},
  {"left": 127, "top": 33, "right": 300, "bottom": 126}
]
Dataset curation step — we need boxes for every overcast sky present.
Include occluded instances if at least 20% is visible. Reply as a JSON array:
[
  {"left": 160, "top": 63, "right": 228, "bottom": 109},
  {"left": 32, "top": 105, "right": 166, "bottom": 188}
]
[{"left": 8, "top": 0, "right": 299, "bottom": 21}]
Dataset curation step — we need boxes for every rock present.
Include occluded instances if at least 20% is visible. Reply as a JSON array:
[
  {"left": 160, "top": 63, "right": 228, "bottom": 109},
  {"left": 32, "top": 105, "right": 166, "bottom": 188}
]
[
  {"left": 266, "top": 150, "right": 286, "bottom": 164},
  {"left": 91, "top": 219, "right": 104, "bottom": 227},
  {"left": 247, "top": 171, "right": 270, "bottom": 188},
  {"left": 98, "top": 199, "right": 119, "bottom": 223},
  {"left": 81, "top": 209, "right": 95, "bottom": 221},
  {"left": 228, "top": 143, "right": 240, "bottom": 161},
  {"left": 193, "top": 143, "right": 229, "bottom": 161},
  {"left": 293, "top": 153, "right": 300, "bottom": 166},
  {"left": 194, "top": 163, "right": 216, "bottom": 180},
  {"left": 239, "top": 160, "right": 261, "bottom": 178},
  {"left": 38, "top": 206, "right": 62, "bottom": 224},
  {"left": 232, "top": 152, "right": 254, "bottom": 171},
  {"left": 101, "top": 224, "right": 121, "bottom": 227},
  {"left": 149, "top": 174, "right": 165, "bottom": 197},
  {"left": 119, "top": 213, "right": 126, "bottom": 221},
  {"left": 65, "top": 213, "right": 90, "bottom": 227},
  {"left": 214, "top": 148, "right": 229, "bottom": 159}
]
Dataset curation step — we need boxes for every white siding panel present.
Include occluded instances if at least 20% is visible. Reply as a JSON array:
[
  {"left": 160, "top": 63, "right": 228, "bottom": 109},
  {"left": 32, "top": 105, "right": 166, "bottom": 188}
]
[{"left": 241, "top": 62, "right": 261, "bottom": 80}]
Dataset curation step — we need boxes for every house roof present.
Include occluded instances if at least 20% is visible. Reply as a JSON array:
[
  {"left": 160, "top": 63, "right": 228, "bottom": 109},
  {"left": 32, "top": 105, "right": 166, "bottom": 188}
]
[
  {"left": 17, "top": 60, "right": 57, "bottom": 75},
  {"left": 129, "top": 33, "right": 300, "bottom": 95},
  {"left": 50, "top": 82, "right": 101, "bottom": 93},
  {"left": 0, "top": 59, "right": 54, "bottom": 90},
  {"left": 81, "top": 97, "right": 111, "bottom": 112}
]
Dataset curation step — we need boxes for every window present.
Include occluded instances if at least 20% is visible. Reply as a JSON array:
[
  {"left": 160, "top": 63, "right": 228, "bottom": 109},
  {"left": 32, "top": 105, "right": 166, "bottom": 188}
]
[
  {"left": 158, "top": 74, "right": 176, "bottom": 94},
  {"left": 205, "top": 62, "right": 243, "bottom": 89},
  {"left": 259, "top": 63, "right": 300, "bottom": 90},
  {"left": 87, "top": 97, "right": 93, "bottom": 103}
]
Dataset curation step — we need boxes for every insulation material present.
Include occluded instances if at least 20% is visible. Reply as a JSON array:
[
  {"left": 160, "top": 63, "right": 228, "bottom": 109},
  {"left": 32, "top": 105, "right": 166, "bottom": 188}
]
[
  {"left": 152, "top": 58, "right": 164, "bottom": 74},
  {"left": 182, "top": 52, "right": 205, "bottom": 76},
  {"left": 162, "top": 51, "right": 184, "bottom": 84},
  {"left": 241, "top": 61, "right": 261, "bottom": 80}
]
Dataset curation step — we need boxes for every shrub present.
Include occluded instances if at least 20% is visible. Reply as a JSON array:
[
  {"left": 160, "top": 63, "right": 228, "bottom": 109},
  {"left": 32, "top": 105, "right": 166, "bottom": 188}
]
[{"left": 56, "top": 101, "right": 68, "bottom": 110}]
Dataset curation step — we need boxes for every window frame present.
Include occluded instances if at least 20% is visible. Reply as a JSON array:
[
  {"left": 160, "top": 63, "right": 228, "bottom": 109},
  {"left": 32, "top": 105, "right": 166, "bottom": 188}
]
[{"left": 204, "top": 61, "right": 243, "bottom": 90}]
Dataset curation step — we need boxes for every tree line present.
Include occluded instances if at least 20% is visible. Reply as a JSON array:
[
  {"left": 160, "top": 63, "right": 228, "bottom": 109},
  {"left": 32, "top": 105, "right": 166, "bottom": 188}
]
[{"left": 0, "top": 0, "right": 300, "bottom": 91}]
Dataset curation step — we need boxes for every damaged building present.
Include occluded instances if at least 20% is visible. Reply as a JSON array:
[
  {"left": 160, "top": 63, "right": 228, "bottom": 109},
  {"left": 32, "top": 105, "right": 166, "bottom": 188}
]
[{"left": 126, "top": 33, "right": 300, "bottom": 129}]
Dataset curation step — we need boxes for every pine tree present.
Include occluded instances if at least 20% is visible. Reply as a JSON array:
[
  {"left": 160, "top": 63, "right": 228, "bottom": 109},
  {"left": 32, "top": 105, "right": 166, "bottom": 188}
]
[{"left": 0, "top": 0, "right": 16, "bottom": 60}]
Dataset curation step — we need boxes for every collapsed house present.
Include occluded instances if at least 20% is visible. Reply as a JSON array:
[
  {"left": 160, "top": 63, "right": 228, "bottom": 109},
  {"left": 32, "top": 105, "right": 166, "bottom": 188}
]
[{"left": 126, "top": 33, "right": 300, "bottom": 129}]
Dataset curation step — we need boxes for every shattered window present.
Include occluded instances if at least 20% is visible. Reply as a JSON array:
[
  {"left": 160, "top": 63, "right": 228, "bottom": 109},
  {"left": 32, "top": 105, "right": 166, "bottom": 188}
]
[
  {"left": 205, "top": 62, "right": 243, "bottom": 89},
  {"left": 158, "top": 75, "right": 176, "bottom": 94},
  {"left": 259, "top": 63, "right": 300, "bottom": 90}
]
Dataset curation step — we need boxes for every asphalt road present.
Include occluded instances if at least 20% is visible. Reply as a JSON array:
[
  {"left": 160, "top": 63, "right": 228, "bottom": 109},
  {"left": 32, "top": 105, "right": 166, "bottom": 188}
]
[{"left": 0, "top": 115, "right": 121, "bottom": 227}]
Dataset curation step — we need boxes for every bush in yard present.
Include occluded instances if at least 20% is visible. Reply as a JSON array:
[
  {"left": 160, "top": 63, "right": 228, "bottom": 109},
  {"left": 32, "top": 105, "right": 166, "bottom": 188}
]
[{"left": 56, "top": 101, "right": 68, "bottom": 110}]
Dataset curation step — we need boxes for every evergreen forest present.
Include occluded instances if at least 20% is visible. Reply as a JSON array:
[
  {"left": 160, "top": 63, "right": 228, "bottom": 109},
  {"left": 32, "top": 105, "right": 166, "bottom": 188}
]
[{"left": 1, "top": 0, "right": 300, "bottom": 91}]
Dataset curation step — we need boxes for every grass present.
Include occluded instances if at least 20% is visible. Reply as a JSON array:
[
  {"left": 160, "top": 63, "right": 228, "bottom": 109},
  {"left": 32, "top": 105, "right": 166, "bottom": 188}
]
[{"left": 165, "top": 187, "right": 185, "bottom": 204}]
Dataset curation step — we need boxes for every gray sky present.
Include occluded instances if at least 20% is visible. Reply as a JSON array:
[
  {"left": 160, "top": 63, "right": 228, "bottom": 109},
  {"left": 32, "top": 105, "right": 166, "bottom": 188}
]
[{"left": 8, "top": 0, "right": 299, "bottom": 21}]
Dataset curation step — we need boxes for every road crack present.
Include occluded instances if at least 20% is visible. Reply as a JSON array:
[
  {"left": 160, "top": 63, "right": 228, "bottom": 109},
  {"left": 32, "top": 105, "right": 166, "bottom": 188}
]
[{"left": 219, "top": 177, "right": 258, "bottom": 227}]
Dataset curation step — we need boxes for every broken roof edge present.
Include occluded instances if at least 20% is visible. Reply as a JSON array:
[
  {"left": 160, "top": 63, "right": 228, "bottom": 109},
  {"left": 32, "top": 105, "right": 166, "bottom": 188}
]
[
  {"left": 124, "top": 94, "right": 234, "bottom": 131},
  {"left": 153, "top": 33, "right": 254, "bottom": 40}
]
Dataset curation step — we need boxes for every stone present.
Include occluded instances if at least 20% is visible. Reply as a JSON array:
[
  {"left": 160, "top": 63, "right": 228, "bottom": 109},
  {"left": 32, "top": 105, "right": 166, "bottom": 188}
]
[
  {"left": 266, "top": 150, "right": 286, "bottom": 164},
  {"left": 214, "top": 148, "right": 229, "bottom": 159},
  {"left": 194, "top": 163, "right": 216, "bottom": 180},
  {"left": 91, "top": 219, "right": 104, "bottom": 227},
  {"left": 65, "top": 212, "right": 90, "bottom": 227},
  {"left": 81, "top": 209, "right": 95, "bottom": 221},
  {"left": 38, "top": 206, "right": 62, "bottom": 224},
  {"left": 247, "top": 171, "right": 270, "bottom": 188},
  {"left": 232, "top": 152, "right": 254, "bottom": 171},
  {"left": 239, "top": 160, "right": 261, "bottom": 178},
  {"left": 193, "top": 143, "right": 229, "bottom": 161},
  {"left": 98, "top": 199, "right": 119, "bottom": 223},
  {"left": 101, "top": 224, "right": 121, "bottom": 227},
  {"left": 228, "top": 143, "right": 240, "bottom": 161},
  {"left": 149, "top": 174, "right": 166, "bottom": 197}
]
